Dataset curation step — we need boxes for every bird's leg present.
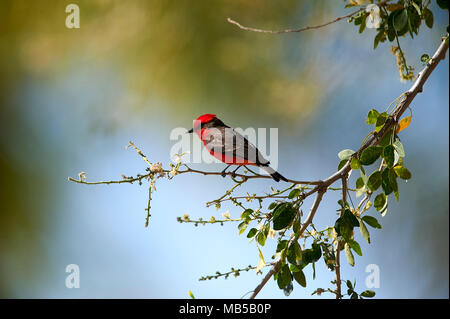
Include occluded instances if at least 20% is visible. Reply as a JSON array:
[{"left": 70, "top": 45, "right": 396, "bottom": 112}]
[
  {"left": 221, "top": 165, "right": 231, "bottom": 177},
  {"left": 231, "top": 165, "right": 241, "bottom": 178}
]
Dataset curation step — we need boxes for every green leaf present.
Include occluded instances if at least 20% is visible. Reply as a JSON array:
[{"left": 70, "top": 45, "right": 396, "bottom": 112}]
[
  {"left": 311, "top": 243, "right": 322, "bottom": 261},
  {"left": 268, "top": 202, "right": 277, "bottom": 210},
  {"left": 393, "top": 139, "right": 405, "bottom": 157},
  {"left": 374, "top": 193, "right": 387, "bottom": 212},
  {"left": 335, "top": 210, "right": 359, "bottom": 242},
  {"left": 351, "top": 158, "right": 361, "bottom": 170},
  {"left": 334, "top": 218, "right": 350, "bottom": 241},
  {"left": 394, "top": 166, "right": 412, "bottom": 180},
  {"left": 348, "top": 239, "right": 362, "bottom": 256},
  {"left": 367, "top": 171, "right": 383, "bottom": 191},
  {"left": 188, "top": 290, "right": 195, "bottom": 299},
  {"left": 437, "top": 0, "right": 449, "bottom": 10},
  {"left": 408, "top": 6, "right": 420, "bottom": 37},
  {"left": 292, "top": 268, "right": 307, "bottom": 287},
  {"left": 264, "top": 223, "right": 270, "bottom": 237},
  {"left": 387, "top": 28, "right": 396, "bottom": 42},
  {"left": 247, "top": 228, "right": 258, "bottom": 238},
  {"left": 360, "top": 146, "right": 383, "bottom": 165},
  {"left": 366, "top": 109, "right": 380, "bottom": 125},
  {"left": 338, "top": 149, "right": 355, "bottom": 160},
  {"left": 287, "top": 241, "right": 302, "bottom": 265},
  {"left": 362, "top": 216, "right": 382, "bottom": 229},
  {"left": 293, "top": 216, "right": 301, "bottom": 234},
  {"left": 361, "top": 290, "right": 376, "bottom": 298},
  {"left": 356, "top": 176, "right": 365, "bottom": 198},
  {"left": 272, "top": 203, "right": 296, "bottom": 230},
  {"left": 241, "top": 209, "right": 253, "bottom": 220},
  {"left": 257, "top": 231, "right": 266, "bottom": 246},
  {"left": 359, "top": 14, "right": 367, "bottom": 33},
  {"left": 383, "top": 145, "right": 395, "bottom": 168},
  {"left": 375, "top": 112, "right": 388, "bottom": 132},
  {"left": 277, "top": 240, "right": 289, "bottom": 252},
  {"left": 423, "top": 7, "right": 434, "bottom": 28},
  {"left": 362, "top": 216, "right": 381, "bottom": 228},
  {"left": 238, "top": 221, "right": 248, "bottom": 235},
  {"left": 387, "top": 168, "right": 398, "bottom": 193},
  {"left": 346, "top": 280, "right": 353, "bottom": 289},
  {"left": 301, "top": 249, "right": 313, "bottom": 265},
  {"left": 394, "top": 187, "right": 399, "bottom": 201},
  {"left": 344, "top": 209, "right": 360, "bottom": 228},
  {"left": 338, "top": 159, "right": 348, "bottom": 171},
  {"left": 277, "top": 264, "right": 292, "bottom": 289},
  {"left": 289, "top": 264, "right": 301, "bottom": 272},
  {"left": 394, "top": 9, "right": 409, "bottom": 32},
  {"left": 359, "top": 219, "right": 371, "bottom": 244},
  {"left": 381, "top": 167, "right": 395, "bottom": 195},
  {"left": 373, "top": 30, "right": 385, "bottom": 49},
  {"left": 379, "top": 128, "right": 394, "bottom": 147},
  {"left": 356, "top": 177, "right": 365, "bottom": 189},
  {"left": 354, "top": 14, "right": 364, "bottom": 25},
  {"left": 288, "top": 188, "right": 301, "bottom": 199},
  {"left": 345, "top": 243, "right": 355, "bottom": 266}
]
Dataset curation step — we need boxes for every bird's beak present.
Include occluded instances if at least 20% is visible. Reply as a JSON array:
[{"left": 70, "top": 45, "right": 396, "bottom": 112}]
[{"left": 187, "top": 128, "right": 194, "bottom": 133}]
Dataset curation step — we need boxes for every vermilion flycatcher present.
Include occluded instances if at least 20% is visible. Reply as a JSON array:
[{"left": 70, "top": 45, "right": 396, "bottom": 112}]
[{"left": 188, "top": 114, "right": 288, "bottom": 182}]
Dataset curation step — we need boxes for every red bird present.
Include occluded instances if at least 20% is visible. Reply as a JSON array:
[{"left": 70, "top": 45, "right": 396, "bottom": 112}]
[{"left": 188, "top": 114, "right": 288, "bottom": 182}]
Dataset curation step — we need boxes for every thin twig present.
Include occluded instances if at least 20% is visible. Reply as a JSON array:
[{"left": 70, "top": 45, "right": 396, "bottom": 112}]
[
  {"left": 227, "top": 8, "right": 363, "bottom": 34},
  {"left": 145, "top": 183, "right": 152, "bottom": 227},
  {"left": 69, "top": 166, "right": 322, "bottom": 186},
  {"left": 226, "top": 1, "right": 390, "bottom": 35}
]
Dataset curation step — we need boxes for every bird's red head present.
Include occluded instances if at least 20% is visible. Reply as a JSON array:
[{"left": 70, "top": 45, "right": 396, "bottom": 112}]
[
  {"left": 196, "top": 114, "right": 217, "bottom": 123},
  {"left": 188, "top": 114, "right": 218, "bottom": 134}
]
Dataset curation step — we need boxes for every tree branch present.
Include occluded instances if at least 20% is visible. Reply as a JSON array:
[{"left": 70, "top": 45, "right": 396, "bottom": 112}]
[
  {"left": 226, "top": 1, "right": 391, "bottom": 35},
  {"left": 69, "top": 165, "right": 322, "bottom": 186},
  {"left": 249, "top": 188, "right": 325, "bottom": 299},
  {"left": 247, "top": 35, "right": 448, "bottom": 299},
  {"left": 227, "top": 8, "right": 364, "bottom": 34}
]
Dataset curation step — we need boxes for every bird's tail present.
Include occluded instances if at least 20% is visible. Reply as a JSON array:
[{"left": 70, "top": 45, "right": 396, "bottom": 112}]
[{"left": 259, "top": 165, "right": 289, "bottom": 182}]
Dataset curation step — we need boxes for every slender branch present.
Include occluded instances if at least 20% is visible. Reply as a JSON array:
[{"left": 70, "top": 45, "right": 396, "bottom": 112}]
[
  {"left": 199, "top": 264, "right": 274, "bottom": 281},
  {"left": 145, "top": 183, "right": 152, "bottom": 227},
  {"left": 69, "top": 166, "right": 321, "bottom": 186},
  {"left": 226, "top": 1, "right": 392, "bottom": 35},
  {"left": 180, "top": 166, "right": 321, "bottom": 185},
  {"left": 227, "top": 7, "right": 364, "bottom": 34},
  {"left": 68, "top": 174, "right": 148, "bottom": 185},
  {"left": 250, "top": 189, "right": 325, "bottom": 299}
]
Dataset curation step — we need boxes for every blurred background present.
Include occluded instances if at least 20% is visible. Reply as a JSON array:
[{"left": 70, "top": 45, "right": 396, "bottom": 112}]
[{"left": 0, "top": 0, "right": 448, "bottom": 298}]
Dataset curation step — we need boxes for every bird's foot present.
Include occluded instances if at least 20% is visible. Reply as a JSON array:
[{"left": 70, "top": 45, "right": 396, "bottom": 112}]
[{"left": 221, "top": 165, "right": 231, "bottom": 178}]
